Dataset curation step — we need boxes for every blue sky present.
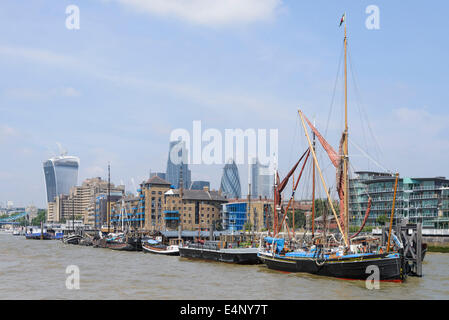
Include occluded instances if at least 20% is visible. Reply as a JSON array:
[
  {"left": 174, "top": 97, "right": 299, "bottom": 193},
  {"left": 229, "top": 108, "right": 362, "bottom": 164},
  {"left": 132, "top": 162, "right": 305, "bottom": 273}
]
[{"left": 1, "top": 0, "right": 448, "bottom": 208}]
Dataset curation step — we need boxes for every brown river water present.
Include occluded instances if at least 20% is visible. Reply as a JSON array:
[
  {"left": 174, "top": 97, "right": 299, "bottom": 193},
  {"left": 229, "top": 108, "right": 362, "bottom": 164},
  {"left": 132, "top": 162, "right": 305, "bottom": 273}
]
[{"left": 0, "top": 233, "right": 448, "bottom": 300}]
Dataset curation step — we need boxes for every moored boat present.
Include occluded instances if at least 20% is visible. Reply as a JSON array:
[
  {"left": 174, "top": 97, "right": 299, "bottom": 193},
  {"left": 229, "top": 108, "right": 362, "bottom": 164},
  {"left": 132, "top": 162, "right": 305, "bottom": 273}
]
[
  {"left": 179, "top": 240, "right": 260, "bottom": 264},
  {"left": 63, "top": 233, "right": 83, "bottom": 244},
  {"left": 258, "top": 238, "right": 404, "bottom": 280},
  {"left": 257, "top": 14, "right": 409, "bottom": 282},
  {"left": 142, "top": 238, "right": 181, "bottom": 256},
  {"left": 93, "top": 232, "right": 142, "bottom": 251}
]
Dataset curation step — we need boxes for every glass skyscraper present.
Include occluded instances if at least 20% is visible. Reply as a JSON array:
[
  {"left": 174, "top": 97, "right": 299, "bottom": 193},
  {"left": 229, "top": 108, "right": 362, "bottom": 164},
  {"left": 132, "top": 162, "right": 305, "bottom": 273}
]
[
  {"left": 43, "top": 155, "right": 80, "bottom": 203},
  {"left": 220, "top": 160, "right": 241, "bottom": 199},
  {"left": 190, "top": 181, "right": 210, "bottom": 190},
  {"left": 166, "top": 140, "right": 191, "bottom": 189},
  {"left": 250, "top": 158, "right": 274, "bottom": 199}
]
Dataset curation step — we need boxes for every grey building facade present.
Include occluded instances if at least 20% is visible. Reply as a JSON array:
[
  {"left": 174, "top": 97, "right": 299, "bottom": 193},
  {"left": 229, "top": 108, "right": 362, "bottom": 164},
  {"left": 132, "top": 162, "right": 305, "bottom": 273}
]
[{"left": 166, "top": 140, "right": 191, "bottom": 189}]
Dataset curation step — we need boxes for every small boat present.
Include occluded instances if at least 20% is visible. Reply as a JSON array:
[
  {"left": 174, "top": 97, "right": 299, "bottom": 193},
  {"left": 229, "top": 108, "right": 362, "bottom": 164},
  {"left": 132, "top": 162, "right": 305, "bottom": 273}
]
[
  {"left": 93, "top": 232, "right": 142, "bottom": 251},
  {"left": 142, "top": 238, "right": 182, "bottom": 256},
  {"left": 25, "top": 232, "right": 52, "bottom": 240},
  {"left": 12, "top": 228, "right": 25, "bottom": 236},
  {"left": 179, "top": 240, "right": 260, "bottom": 264},
  {"left": 63, "top": 233, "right": 83, "bottom": 244}
]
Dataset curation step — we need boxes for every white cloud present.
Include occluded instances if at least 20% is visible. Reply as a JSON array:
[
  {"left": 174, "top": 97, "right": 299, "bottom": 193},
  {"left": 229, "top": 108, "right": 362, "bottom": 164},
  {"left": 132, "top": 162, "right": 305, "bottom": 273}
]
[
  {"left": 0, "top": 45, "right": 76, "bottom": 66},
  {"left": 0, "top": 125, "right": 19, "bottom": 144},
  {"left": 112, "top": 0, "right": 284, "bottom": 26},
  {"left": 4, "top": 87, "right": 81, "bottom": 100}
]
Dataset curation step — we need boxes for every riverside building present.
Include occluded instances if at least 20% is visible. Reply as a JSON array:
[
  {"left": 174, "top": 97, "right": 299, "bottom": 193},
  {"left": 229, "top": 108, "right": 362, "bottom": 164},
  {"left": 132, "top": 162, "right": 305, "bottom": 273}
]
[
  {"left": 349, "top": 171, "right": 449, "bottom": 229},
  {"left": 46, "top": 177, "right": 125, "bottom": 225},
  {"left": 110, "top": 176, "right": 227, "bottom": 232}
]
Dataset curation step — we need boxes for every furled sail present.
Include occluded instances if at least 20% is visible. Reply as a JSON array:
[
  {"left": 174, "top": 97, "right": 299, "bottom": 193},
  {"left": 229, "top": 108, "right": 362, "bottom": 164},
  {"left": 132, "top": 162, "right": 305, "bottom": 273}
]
[
  {"left": 350, "top": 197, "right": 372, "bottom": 239},
  {"left": 275, "top": 149, "right": 309, "bottom": 206}
]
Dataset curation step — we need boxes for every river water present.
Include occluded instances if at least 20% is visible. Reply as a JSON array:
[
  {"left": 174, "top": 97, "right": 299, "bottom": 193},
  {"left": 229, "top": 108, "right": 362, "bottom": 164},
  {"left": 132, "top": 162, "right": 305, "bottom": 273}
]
[{"left": 0, "top": 233, "right": 448, "bottom": 300}]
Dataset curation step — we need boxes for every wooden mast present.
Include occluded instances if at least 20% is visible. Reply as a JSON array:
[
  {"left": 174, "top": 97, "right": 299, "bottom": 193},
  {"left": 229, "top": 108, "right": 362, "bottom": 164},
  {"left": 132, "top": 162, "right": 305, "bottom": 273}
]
[
  {"left": 387, "top": 173, "right": 400, "bottom": 252},
  {"left": 107, "top": 162, "right": 111, "bottom": 233},
  {"left": 343, "top": 16, "right": 350, "bottom": 242},
  {"left": 292, "top": 175, "right": 295, "bottom": 239},
  {"left": 299, "top": 110, "right": 348, "bottom": 247},
  {"left": 311, "top": 127, "right": 316, "bottom": 238}
]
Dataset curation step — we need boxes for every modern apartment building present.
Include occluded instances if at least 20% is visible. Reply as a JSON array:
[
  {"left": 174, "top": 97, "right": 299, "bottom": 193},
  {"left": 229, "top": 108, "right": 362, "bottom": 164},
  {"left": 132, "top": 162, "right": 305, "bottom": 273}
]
[
  {"left": 222, "top": 199, "right": 273, "bottom": 232},
  {"left": 349, "top": 171, "right": 449, "bottom": 228}
]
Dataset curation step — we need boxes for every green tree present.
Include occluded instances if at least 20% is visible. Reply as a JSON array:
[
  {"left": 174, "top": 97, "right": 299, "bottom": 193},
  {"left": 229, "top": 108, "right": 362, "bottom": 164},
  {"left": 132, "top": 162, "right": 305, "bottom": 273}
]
[
  {"left": 31, "top": 209, "right": 47, "bottom": 226},
  {"left": 376, "top": 214, "right": 389, "bottom": 226}
]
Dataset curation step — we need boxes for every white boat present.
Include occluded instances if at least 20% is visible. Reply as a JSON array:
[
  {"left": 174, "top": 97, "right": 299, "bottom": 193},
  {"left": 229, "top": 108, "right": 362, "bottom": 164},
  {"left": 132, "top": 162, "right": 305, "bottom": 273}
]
[{"left": 142, "top": 238, "right": 182, "bottom": 256}]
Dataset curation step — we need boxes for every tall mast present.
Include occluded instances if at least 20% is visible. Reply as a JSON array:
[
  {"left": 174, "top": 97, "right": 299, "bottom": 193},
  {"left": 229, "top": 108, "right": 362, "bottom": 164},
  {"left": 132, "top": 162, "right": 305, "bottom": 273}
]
[
  {"left": 343, "top": 16, "right": 350, "bottom": 241},
  {"left": 292, "top": 174, "right": 295, "bottom": 239},
  {"left": 311, "top": 123, "right": 316, "bottom": 238},
  {"left": 107, "top": 162, "right": 111, "bottom": 233}
]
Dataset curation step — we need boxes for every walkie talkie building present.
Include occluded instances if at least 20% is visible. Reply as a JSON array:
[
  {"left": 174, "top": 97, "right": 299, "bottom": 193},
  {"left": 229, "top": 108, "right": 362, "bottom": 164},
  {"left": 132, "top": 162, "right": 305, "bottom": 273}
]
[{"left": 43, "top": 155, "right": 80, "bottom": 203}]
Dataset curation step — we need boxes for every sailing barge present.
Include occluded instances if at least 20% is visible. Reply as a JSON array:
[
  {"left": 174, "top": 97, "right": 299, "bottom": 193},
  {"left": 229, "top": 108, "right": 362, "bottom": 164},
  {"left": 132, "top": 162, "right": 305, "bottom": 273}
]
[{"left": 258, "top": 14, "right": 407, "bottom": 281}]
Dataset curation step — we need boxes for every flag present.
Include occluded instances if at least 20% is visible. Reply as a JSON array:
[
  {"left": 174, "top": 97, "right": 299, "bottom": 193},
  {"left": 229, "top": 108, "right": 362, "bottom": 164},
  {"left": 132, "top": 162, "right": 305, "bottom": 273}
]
[{"left": 339, "top": 13, "right": 345, "bottom": 27}]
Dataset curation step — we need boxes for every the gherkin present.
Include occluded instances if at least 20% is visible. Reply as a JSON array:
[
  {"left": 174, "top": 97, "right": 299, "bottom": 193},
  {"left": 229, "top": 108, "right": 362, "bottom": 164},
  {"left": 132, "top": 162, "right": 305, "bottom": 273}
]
[{"left": 219, "top": 159, "right": 241, "bottom": 199}]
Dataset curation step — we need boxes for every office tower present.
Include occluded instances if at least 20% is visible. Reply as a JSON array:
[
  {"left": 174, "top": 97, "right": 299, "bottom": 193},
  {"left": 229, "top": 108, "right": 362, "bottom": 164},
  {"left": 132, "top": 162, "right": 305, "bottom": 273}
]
[
  {"left": 166, "top": 140, "right": 191, "bottom": 189},
  {"left": 190, "top": 181, "right": 210, "bottom": 190},
  {"left": 43, "top": 155, "right": 80, "bottom": 203},
  {"left": 250, "top": 158, "right": 274, "bottom": 199},
  {"left": 150, "top": 172, "right": 166, "bottom": 180},
  {"left": 220, "top": 159, "right": 241, "bottom": 199}
]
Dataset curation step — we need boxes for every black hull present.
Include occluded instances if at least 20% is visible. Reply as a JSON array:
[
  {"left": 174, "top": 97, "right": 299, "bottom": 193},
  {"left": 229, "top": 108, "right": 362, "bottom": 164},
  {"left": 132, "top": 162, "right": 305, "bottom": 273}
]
[
  {"left": 179, "top": 247, "right": 260, "bottom": 265},
  {"left": 93, "top": 238, "right": 142, "bottom": 251},
  {"left": 259, "top": 253, "right": 404, "bottom": 281},
  {"left": 63, "top": 235, "right": 83, "bottom": 245}
]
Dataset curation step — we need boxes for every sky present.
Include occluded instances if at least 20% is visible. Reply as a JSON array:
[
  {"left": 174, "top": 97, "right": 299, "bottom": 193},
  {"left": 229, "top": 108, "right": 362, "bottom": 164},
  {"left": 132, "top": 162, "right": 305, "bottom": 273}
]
[{"left": 0, "top": 0, "right": 448, "bottom": 208}]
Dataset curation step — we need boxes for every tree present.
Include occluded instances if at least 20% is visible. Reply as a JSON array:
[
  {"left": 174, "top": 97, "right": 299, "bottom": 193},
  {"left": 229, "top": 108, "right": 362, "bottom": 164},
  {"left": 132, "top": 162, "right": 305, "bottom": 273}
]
[
  {"left": 376, "top": 214, "right": 389, "bottom": 226},
  {"left": 31, "top": 209, "right": 47, "bottom": 226}
]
